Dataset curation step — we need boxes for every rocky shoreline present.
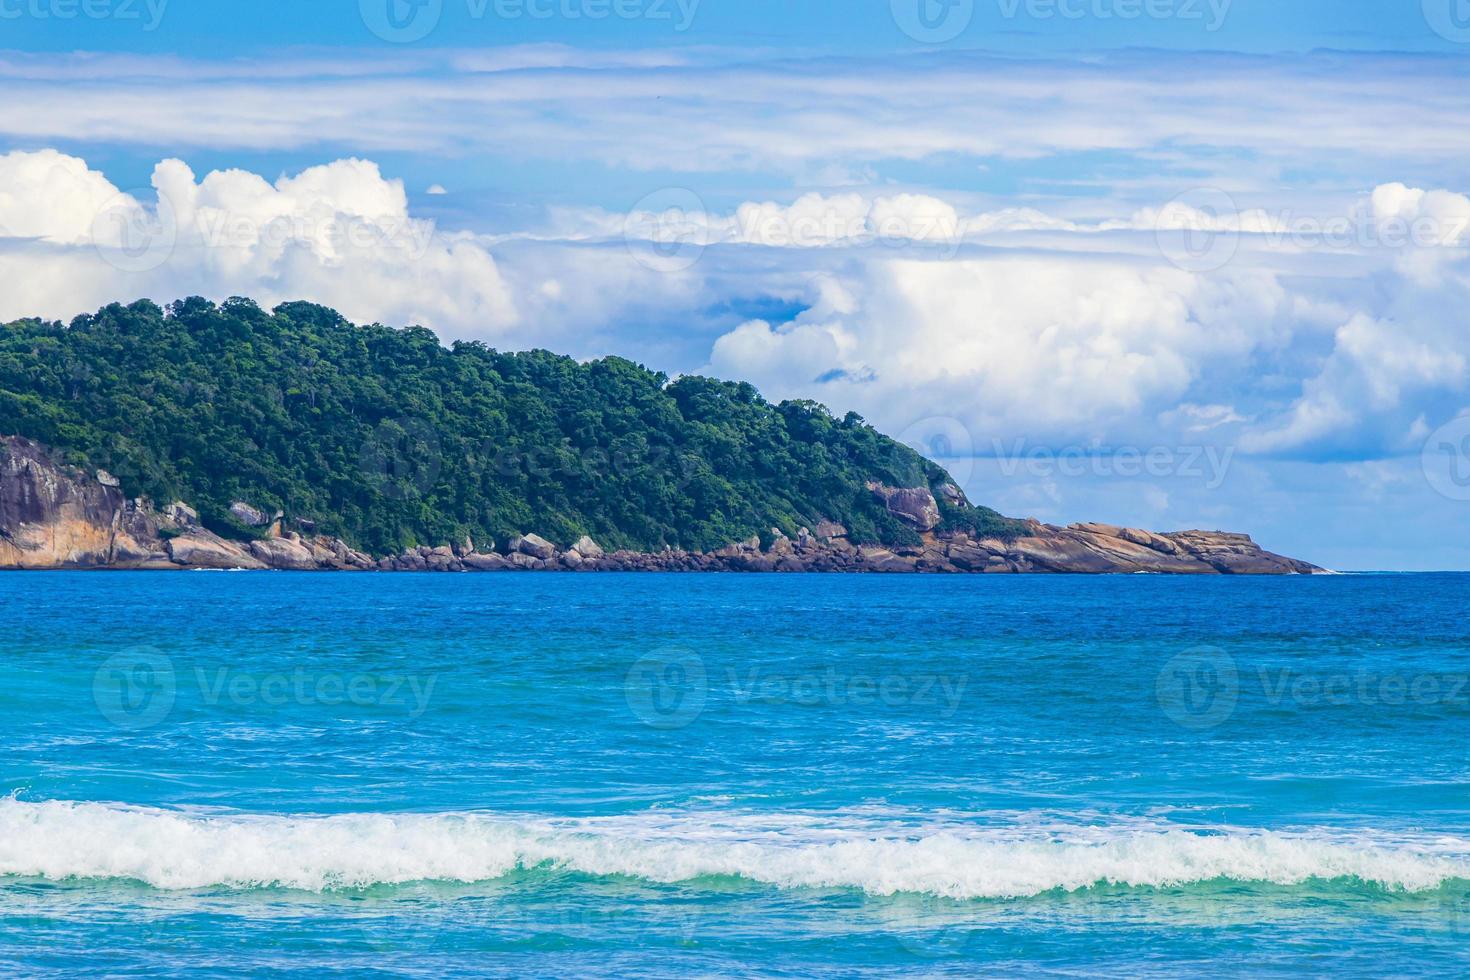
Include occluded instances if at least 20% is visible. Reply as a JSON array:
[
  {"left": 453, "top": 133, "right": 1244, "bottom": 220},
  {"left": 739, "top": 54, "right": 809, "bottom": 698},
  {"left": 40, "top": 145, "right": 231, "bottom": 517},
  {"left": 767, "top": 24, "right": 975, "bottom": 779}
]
[{"left": 0, "top": 436, "right": 1322, "bottom": 575}]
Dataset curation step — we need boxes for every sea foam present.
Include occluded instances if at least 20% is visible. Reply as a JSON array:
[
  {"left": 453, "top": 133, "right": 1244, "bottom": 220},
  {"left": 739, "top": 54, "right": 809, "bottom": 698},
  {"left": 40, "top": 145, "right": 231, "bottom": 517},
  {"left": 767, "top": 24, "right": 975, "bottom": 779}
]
[{"left": 3, "top": 799, "right": 1466, "bottom": 897}]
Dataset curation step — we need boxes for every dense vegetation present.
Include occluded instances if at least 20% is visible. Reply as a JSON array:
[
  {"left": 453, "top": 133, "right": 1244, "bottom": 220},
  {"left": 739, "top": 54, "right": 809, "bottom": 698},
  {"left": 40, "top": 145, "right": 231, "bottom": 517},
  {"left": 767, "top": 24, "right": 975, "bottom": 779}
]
[{"left": 0, "top": 297, "right": 1021, "bottom": 554}]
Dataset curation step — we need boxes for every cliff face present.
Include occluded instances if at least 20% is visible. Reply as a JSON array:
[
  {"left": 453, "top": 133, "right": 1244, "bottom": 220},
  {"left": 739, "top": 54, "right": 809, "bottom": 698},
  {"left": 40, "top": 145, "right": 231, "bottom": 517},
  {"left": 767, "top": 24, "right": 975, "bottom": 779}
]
[{"left": 0, "top": 436, "right": 1322, "bottom": 575}]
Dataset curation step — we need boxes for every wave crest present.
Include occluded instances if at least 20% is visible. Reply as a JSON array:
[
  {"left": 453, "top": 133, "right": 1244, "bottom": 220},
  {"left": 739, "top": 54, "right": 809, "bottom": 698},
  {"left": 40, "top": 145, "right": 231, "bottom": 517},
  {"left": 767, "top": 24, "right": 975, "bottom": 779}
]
[{"left": 3, "top": 799, "right": 1467, "bottom": 897}]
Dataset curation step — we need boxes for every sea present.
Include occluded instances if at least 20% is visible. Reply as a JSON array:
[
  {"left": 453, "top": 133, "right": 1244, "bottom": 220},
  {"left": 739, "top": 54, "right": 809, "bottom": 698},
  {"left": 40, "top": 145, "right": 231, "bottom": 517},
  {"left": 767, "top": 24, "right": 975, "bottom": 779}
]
[{"left": 2, "top": 571, "right": 1468, "bottom": 977}]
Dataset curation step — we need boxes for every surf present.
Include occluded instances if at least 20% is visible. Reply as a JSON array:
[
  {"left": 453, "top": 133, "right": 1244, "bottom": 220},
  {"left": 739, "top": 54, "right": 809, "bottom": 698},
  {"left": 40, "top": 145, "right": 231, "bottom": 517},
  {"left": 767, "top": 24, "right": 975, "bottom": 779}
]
[{"left": 3, "top": 799, "right": 1467, "bottom": 898}]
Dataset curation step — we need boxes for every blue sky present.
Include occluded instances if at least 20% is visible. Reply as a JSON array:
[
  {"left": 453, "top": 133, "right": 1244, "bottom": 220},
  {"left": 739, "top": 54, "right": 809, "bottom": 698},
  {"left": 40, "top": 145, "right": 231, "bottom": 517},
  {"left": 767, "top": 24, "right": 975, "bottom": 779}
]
[
  {"left": 2, "top": 0, "right": 1462, "bottom": 54},
  {"left": 2, "top": 0, "right": 1470, "bottom": 568}
]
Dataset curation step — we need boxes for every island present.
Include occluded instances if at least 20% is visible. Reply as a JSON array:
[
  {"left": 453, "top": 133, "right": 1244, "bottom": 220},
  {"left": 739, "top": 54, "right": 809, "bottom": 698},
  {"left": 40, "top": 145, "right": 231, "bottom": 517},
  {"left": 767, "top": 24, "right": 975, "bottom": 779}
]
[{"left": 0, "top": 297, "right": 1320, "bottom": 575}]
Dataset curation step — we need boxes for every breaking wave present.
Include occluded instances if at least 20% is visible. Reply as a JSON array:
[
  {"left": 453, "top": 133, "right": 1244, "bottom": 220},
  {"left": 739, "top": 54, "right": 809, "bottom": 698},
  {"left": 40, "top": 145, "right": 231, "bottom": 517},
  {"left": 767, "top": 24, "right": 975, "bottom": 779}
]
[{"left": 3, "top": 799, "right": 1467, "bottom": 898}]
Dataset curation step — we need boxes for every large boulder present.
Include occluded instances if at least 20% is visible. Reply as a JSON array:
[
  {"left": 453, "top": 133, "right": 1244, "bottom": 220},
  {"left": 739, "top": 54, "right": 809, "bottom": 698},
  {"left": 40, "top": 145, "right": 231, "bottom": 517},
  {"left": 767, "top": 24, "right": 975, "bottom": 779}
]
[
  {"left": 167, "top": 534, "right": 266, "bottom": 570},
  {"left": 510, "top": 534, "right": 557, "bottom": 560},
  {"left": 868, "top": 483, "right": 941, "bottom": 531},
  {"left": 229, "top": 501, "right": 274, "bottom": 528},
  {"left": 571, "top": 535, "right": 604, "bottom": 559},
  {"left": 248, "top": 537, "right": 320, "bottom": 571},
  {"left": 814, "top": 520, "right": 847, "bottom": 540},
  {"left": 858, "top": 547, "right": 919, "bottom": 573}
]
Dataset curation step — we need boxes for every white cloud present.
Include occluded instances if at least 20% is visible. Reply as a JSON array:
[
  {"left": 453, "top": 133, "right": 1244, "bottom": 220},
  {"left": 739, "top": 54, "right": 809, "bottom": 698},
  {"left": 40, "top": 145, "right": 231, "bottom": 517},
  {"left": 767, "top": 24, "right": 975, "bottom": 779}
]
[
  {"left": 6, "top": 148, "right": 1470, "bottom": 478},
  {"left": 0, "top": 49, "right": 1467, "bottom": 196},
  {"left": 1240, "top": 184, "right": 1470, "bottom": 457},
  {"left": 706, "top": 255, "right": 1292, "bottom": 446},
  {"left": 0, "top": 150, "right": 518, "bottom": 339}
]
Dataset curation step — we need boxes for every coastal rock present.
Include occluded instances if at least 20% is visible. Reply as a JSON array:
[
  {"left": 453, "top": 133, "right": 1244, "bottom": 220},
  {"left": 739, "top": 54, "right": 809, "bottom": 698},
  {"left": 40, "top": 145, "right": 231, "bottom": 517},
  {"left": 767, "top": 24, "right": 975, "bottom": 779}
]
[
  {"left": 1166, "top": 530, "right": 1319, "bottom": 575},
  {"left": 0, "top": 435, "right": 1323, "bottom": 575},
  {"left": 162, "top": 501, "right": 199, "bottom": 528},
  {"left": 858, "top": 547, "right": 919, "bottom": 573},
  {"left": 510, "top": 534, "right": 557, "bottom": 560},
  {"left": 463, "top": 553, "right": 513, "bottom": 571},
  {"left": 168, "top": 534, "right": 266, "bottom": 570},
  {"left": 814, "top": 520, "right": 847, "bottom": 540},
  {"left": 571, "top": 535, "right": 604, "bottom": 559},
  {"left": 946, "top": 542, "right": 996, "bottom": 571},
  {"left": 248, "top": 537, "right": 319, "bottom": 571},
  {"left": 229, "top": 501, "right": 273, "bottom": 528},
  {"left": 868, "top": 483, "right": 941, "bottom": 531},
  {"left": 0, "top": 438, "right": 157, "bottom": 568},
  {"left": 939, "top": 483, "right": 968, "bottom": 508}
]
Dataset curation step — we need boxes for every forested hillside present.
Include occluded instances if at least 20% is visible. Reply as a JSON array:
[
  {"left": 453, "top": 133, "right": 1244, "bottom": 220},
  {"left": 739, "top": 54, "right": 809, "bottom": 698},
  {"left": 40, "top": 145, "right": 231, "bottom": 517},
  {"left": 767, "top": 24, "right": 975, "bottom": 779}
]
[{"left": 0, "top": 297, "right": 1019, "bottom": 554}]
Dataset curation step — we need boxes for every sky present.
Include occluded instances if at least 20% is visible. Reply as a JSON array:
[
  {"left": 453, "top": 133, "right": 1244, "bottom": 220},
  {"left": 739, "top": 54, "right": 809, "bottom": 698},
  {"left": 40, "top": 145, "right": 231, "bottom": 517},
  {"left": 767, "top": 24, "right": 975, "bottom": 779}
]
[{"left": 2, "top": 0, "right": 1469, "bottom": 569}]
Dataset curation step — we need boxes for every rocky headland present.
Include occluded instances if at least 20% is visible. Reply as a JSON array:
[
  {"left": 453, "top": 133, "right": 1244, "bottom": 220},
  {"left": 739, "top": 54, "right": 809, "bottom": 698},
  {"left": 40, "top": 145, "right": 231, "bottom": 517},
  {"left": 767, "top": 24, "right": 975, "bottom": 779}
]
[{"left": 0, "top": 436, "right": 1321, "bottom": 575}]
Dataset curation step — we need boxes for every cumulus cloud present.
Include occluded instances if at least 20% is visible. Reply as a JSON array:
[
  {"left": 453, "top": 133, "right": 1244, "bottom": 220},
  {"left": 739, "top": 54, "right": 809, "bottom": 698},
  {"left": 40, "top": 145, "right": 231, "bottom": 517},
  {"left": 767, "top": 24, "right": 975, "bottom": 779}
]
[
  {"left": 0, "top": 149, "right": 518, "bottom": 338},
  {"left": 705, "top": 256, "right": 1292, "bottom": 445},
  {"left": 1241, "top": 185, "right": 1470, "bottom": 457},
  {"left": 5, "top": 147, "right": 1470, "bottom": 479}
]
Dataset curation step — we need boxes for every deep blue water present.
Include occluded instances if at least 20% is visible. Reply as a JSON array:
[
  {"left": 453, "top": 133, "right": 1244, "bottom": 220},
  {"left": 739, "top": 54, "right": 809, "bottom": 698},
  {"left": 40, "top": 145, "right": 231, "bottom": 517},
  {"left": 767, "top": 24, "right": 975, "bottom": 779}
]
[{"left": 3, "top": 571, "right": 1469, "bottom": 976}]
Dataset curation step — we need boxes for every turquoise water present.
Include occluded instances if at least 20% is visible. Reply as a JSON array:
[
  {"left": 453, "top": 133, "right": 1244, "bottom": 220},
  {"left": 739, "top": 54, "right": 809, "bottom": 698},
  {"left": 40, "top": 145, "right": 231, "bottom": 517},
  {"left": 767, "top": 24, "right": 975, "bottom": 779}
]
[{"left": 3, "top": 572, "right": 1469, "bottom": 976}]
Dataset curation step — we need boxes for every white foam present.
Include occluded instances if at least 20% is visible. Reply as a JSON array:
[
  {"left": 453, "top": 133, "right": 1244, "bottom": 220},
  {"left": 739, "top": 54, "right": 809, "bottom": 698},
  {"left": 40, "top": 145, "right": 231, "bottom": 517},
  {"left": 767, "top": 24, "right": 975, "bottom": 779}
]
[{"left": 2, "top": 799, "right": 1467, "bottom": 897}]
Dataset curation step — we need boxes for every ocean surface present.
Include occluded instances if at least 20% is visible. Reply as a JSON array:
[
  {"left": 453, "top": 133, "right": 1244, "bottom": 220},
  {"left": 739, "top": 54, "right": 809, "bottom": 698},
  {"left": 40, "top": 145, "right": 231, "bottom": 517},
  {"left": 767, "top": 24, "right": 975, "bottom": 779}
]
[{"left": 2, "top": 571, "right": 1468, "bottom": 977}]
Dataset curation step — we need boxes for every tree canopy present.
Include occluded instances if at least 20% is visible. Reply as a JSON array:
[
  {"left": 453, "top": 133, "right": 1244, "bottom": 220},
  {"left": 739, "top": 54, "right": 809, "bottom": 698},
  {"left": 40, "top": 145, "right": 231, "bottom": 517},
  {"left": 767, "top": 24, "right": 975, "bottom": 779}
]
[{"left": 0, "top": 297, "right": 1021, "bottom": 554}]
